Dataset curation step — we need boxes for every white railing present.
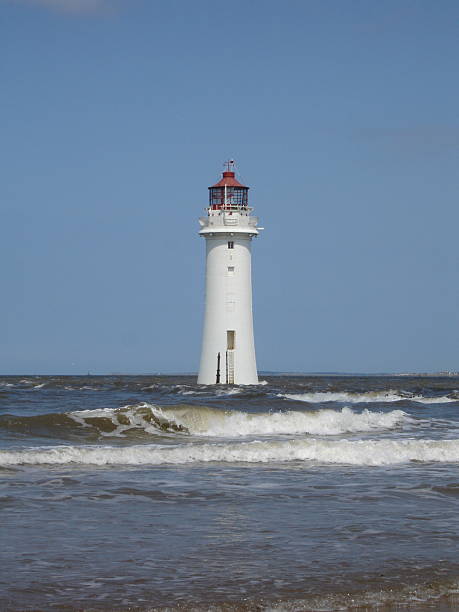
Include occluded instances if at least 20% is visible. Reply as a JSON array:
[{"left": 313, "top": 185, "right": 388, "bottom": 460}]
[{"left": 207, "top": 205, "right": 254, "bottom": 213}]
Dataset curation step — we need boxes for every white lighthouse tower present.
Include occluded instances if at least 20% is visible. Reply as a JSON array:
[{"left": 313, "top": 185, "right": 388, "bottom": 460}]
[{"left": 198, "top": 161, "right": 262, "bottom": 385}]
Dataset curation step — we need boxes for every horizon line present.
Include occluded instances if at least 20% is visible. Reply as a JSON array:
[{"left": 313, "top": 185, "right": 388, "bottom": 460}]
[{"left": 1, "top": 370, "right": 458, "bottom": 377}]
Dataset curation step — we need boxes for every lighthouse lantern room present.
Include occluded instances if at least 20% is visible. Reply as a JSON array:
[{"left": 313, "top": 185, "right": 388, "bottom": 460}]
[{"left": 198, "top": 161, "right": 262, "bottom": 385}]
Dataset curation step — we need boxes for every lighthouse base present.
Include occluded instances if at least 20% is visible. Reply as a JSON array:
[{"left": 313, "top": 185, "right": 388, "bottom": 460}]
[{"left": 197, "top": 342, "right": 259, "bottom": 386}]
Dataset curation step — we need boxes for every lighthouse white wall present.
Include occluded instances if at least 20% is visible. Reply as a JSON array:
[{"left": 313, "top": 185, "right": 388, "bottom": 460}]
[{"left": 198, "top": 234, "right": 258, "bottom": 385}]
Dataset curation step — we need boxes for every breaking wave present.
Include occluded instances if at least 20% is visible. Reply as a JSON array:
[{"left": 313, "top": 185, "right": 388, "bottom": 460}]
[
  {"left": 0, "top": 404, "right": 410, "bottom": 439},
  {"left": 2, "top": 438, "right": 459, "bottom": 467},
  {"left": 151, "top": 404, "right": 409, "bottom": 437},
  {"left": 281, "top": 390, "right": 459, "bottom": 404}
]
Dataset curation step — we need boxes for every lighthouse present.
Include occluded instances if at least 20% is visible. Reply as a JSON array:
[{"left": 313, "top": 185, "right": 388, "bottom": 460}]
[{"left": 198, "top": 161, "right": 262, "bottom": 385}]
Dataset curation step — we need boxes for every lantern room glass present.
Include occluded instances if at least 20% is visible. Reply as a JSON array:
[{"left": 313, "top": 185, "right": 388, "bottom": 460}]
[{"left": 209, "top": 187, "right": 248, "bottom": 210}]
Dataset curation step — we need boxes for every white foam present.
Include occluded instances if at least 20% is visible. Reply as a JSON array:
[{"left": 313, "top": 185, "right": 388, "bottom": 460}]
[
  {"left": 410, "top": 395, "right": 458, "bottom": 404},
  {"left": 2, "top": 438, "right": 459, "bottom": 467},
  {"left": 213, "top": 387, "right": 243, "bottom": 397},
  {"left": 176, "top": 386, "right": 243, "bottom": 397},
  {"left": 281, "top": 391, "right": 457, "bottom": 404},
  {"left": 167, "top": 406, "right": 409, "bottom": 437}
]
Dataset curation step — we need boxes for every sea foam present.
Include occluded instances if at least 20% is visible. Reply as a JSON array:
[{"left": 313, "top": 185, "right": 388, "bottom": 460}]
[
  {"left": 1, "top": 438, "right": 459, "bottom": 467},
  {"left": 281, "top": 391, "right": 458, "bottom": 404}
]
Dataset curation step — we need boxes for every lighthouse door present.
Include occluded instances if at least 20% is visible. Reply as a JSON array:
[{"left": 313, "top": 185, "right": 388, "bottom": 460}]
[{"left": 226, "top": 331, "right": 235, "bottom": 384}]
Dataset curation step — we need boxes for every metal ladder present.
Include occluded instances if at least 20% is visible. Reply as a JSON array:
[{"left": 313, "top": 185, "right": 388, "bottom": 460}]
[{"left": 226, "top": 350, "right": 235, "bottom": 385}]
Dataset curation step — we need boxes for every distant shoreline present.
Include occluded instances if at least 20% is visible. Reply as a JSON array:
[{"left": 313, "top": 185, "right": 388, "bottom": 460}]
[{"left": 1, "top": 371, "right": 459, "bottom": 377}]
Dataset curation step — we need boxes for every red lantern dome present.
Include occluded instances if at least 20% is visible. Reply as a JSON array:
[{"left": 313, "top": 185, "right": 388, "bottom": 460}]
[{"left": 208, "top": 160, "right": 249, "bottom": 210}]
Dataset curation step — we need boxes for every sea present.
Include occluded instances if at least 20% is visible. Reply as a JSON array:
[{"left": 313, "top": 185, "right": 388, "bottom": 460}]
[{"left": 2, "top": 374, "right": 459, "bottom": 612}]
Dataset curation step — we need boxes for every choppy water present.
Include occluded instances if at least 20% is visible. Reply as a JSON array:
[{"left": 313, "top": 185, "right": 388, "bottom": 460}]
[{"left": 2, "top": 374, "right": 459, "bottom": 611}]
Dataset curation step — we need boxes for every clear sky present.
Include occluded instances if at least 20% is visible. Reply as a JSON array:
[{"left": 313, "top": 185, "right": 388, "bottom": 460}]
[{"left": 2, "top": 0, "right": 458, "bottom": 375}]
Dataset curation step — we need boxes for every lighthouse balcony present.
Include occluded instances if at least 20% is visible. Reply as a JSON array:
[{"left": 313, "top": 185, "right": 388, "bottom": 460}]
[
  {"left": 199, "top": 214, "right": 259, "bottom": 236},
  {"left": 207, "top": 205, "right": 254, "bottom": 214},
  {"left": 199, "top": 213, "right": 258, "bottom": 228}
]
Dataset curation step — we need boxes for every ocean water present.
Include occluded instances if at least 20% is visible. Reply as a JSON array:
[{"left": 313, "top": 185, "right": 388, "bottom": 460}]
[{"left": 2, "top": 375, "right": 459, "bottom": 611}]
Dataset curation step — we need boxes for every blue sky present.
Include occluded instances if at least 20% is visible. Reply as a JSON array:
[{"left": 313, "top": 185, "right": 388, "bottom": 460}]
[{"left": 2, "top": 0, "right": 458, "bottom": 374}]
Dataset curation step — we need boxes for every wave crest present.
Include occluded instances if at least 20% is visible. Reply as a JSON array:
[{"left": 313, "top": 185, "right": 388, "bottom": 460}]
[
  {"left": 70, "top": 404, "right": 187, "bottom": 436},
  {"left": 0, "top": 404, "right": 409, "bottom": 439},
  {"left": 0, "top": 405, "right": 188, "bottom": 440},
  {"left": 2, "top": 438, "right": 459, "bottom": 467},
  {"left": 162, "top": 405, "right": 408, "bottom": 437}
]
